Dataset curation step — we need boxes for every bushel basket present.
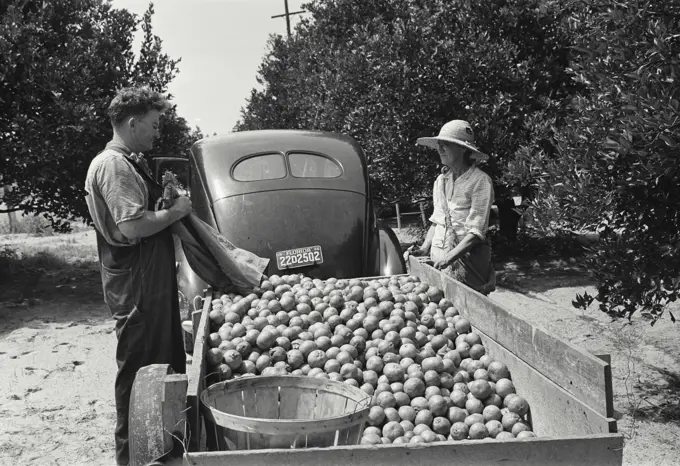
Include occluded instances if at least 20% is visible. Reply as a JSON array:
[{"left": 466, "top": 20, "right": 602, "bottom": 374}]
[{"left": 200, "top": 375, "right": 371, "bottom": 450}]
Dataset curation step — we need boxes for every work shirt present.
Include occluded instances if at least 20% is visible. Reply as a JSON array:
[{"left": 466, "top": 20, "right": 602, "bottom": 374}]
[
  {"left": 429, "top": 165, "right": 494, "bottom": 250},
  {"left": 84, "top": 142, "right": 149, "bottom": 247}
]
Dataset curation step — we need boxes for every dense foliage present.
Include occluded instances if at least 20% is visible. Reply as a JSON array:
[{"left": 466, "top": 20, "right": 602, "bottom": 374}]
[
  {"left": 0, "top": 1, "right": 201, "bottom": 230},
  {"left": 237, "top": 0, "right": 680, "bottom": 322},
  {"left": 235, "top": 0, "right": 581, "bottom": 214}
]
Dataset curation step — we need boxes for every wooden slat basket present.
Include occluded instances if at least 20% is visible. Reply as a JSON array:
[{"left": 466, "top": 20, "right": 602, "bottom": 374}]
[{"left": 200, "top": 375, "right": 371, "bottom": 451}]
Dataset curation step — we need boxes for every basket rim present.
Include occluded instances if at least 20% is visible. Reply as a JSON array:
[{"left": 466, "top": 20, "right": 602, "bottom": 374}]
[{"left": 200, "top": 375, "right": 372, "bottom": 429}]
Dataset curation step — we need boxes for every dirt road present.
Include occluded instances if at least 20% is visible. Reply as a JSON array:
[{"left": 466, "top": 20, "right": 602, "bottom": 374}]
[{"left": 0, "top": 265, "right": 678, "bottom": 465}]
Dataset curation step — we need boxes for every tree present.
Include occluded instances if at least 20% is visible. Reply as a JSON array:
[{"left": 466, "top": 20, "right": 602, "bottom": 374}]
[
  {"left": 0, "top": 1, "right": 200, "bottom": 230},
  {"left": 510, "top": 0, "right": 680, "bottom": 323},
  {"left": 237, "top": 0, "right": 680, "bottom": 323},
  {"left": 235, "top": 0, "right": 582, "bottom": 221}
]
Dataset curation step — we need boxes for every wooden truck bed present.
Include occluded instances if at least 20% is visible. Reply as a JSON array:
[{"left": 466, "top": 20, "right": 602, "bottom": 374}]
[{"left": 180, "top": 257, "right": 624, "bottom": 465}]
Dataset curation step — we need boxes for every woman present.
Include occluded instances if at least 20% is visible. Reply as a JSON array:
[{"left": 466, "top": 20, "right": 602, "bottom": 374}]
[{"left": 407, "top": 120, "right": 496, "bottom": 295}]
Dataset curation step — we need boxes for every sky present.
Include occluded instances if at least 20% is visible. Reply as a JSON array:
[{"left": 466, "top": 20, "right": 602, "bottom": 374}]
[{"left": 112, "top": 0, "right": 308, "bottom": 136}]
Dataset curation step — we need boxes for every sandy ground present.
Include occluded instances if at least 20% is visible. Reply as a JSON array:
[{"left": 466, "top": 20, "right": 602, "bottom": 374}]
[{"left": 0, "top": 232, "right": 678, "bottom": 465}]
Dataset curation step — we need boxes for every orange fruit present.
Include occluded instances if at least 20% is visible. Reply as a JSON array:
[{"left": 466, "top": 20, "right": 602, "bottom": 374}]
[
  {"left": 269, "top": 346, "right": 286, "bottom": 363},
  {"left": 324, "top": 358, "right": 342, "bottom": 374},
  {"left": 511, "top": 422, "right": 531, "bottom": 436},
  {"left": 375, "top": 383, "right": 392, "bottom": 396},
  {"left": 399, "top": 357, "right": 416, "bottom": 371},
  {"left": 516, "top": 430, "right": 536, "bottom": 439},
  {"left": 412, "top": 424, "right": 431, "bottom": 437},
  {"left": 340, "top": 363, "right": 361, "bottom": 380},
  {"left": 449, "top": 390, "right": 467, "bottom": 409},
  {"left": 255, "top": 354, "right": 272, "bottom": 373},
  {"left": 382, "top": 420, "right": 405, "bottom": 441},
  {"left": 286, "top": 349, "right": 305, "bottom": 369},
  {"left": 507, "top": 395, "right": 530, "bottom": 417},
  {"left": 487, "top": 361, "right": 510, "bottom": 382},
  {"left": 449, "top": 421, "right": 468, "bottom": 440},
  {"left": 485, "top": 420, "right": 503, "bottom": 438},
  {"left": 384, "top": 363, "right": 405, "bottom": 383},
  {"left": 428, "top": 395, "right": 448, "bottom": 417},
  {"left": 432, "top": 416, "right": 451, "bottom": 435},
  {"left": 217, "top": 363, "right": 232, "bottom": 381},
  {"left": 398, "top": 405, "right": 417, "bottom": 422},
  {"left": 361, "top": 433, "right": 383, "bottom": 445},
  {"left": 361, "top": 383, "right": 375, "bottom": 395},
  {"left": 421, "top": 356, "right": 444, "bottom": 373},
  {"left": 456, "top": 342, "right": 471, "bottom": 359},
  {"left": 482, "top": 405, "right": 502, "bottom": 422},
  {"left": 409, "top": 435, "right": 426, "bottom": 443},
  {"left": 399, "top": 420, "right": 415, "bottom": 433},
  {"left": 365, "top": 355, "right": 384, "bottom": 372},
  {"left": 465, "top": 398, "right": 484, "bottom": 415},
  {"left": 469, "top": 380, "right": 492, "bottom": 400},
  {"left": 315, "top": 336, "right": 332, "bottom": 351},
  {"left": 501, "top": 412, "right": 521, "bottom": 431},
  {"left": 479, "top": 354, "right": 493, "bottom": 369},
  {"left": 298, "top": 340, "right": 318, "bottom": 358},
  {"left": 420, "top": 429, "right": 438, "bottom": 443},
  {"left": 384, "top": 407, "right": 400, "bottom": 423},
  {"left": 503, "top": 393, "right": 519, "bottom": 408},
  {"left": 208, "top": 332, "right": 222, "bottom": 349},
  {"left": 414, "top": 409, "right": 434, "bottom": 427},
  {"left": 469, "top": 344, "right": 486, "bottom": 360},
  {"left": 446, "top": 406, "right": 468, "bottom": 424},
  {"left": 376, "top": 391, "right": 397, "bottom": 409},
  {"left": 484, "top": 394, "right": 503, "bottom": 408},
  {"left": 255, "top": 330, "right": 276, "bottom": 351},
  {"left": 325, "top": 346, "right": 341, "bottom": 359},
  {"left": 496, "top": 431, "right": 515, "bottom": 440},
  {"left": 468, "top": 422, "right": 489, "bottom": 440},
  {"left": 454, "top": 318, "right": 471, "bottom": 334},
  {"left": 495, "top": 378, "right": 515, "bottom": 399},
  {"left": 474, "top": 368, "right": 489, "bottom": 381},
  {"left": 206, "top": 348, "right": 224, "bottom": 367},
  {"left": 336, "top": 350, "right": 353, "bottom": 365},
  {"left": 222, "top": 350, "right": 242, "bottom": 370},
  {"left": 403, "top": 378, "right": 426, "bottom": 398},
  {"left": 390, "top": 381, "right": 404, "bottom": 393},
  {"left": 362, "top": 370, "right": 379, "bottom": 387},
  {"left": 423, "top": 370, "right": 441, "bottom": 387}
]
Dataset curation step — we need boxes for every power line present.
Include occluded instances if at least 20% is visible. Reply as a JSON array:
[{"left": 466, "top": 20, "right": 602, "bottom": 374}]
[{"left": 271, "top": 0, "right": 306, "bottom": 37}]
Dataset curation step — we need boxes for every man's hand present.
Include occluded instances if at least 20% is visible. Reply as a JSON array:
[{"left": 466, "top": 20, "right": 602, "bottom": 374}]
[{"left": 171, "top": 196, "right": 193, "bottom": 219}]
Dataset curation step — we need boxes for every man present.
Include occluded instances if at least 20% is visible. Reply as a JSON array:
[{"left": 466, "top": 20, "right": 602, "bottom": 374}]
[
  {"left": 84, "top": 86, "right": 192, "bottom": 465},
  {"left": 405, "top": 119, "right": 496, "bottom": 295}
]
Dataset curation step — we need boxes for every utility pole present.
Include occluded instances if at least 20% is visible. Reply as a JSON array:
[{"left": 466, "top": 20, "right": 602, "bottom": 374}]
[{"left": 271, "top": 0, "right": 305, "bottom": 38}]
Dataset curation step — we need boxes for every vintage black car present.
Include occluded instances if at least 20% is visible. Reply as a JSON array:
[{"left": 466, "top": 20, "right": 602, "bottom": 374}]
[{"left": 154, "top": 129, "right": 407, "bottom": 318}]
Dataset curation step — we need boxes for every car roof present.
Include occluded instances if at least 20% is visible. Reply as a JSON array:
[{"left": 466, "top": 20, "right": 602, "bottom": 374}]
[{"left": 190, "top": 129, "right": 370, "bottom": 203}]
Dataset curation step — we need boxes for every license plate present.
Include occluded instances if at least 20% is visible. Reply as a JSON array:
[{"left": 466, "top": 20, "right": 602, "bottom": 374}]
[{"left": 276, "top": 245, "right": 323, "bottom": 270}]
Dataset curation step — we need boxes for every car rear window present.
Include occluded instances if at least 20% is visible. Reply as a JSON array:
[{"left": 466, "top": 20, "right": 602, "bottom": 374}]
[
  {"left": 289, "top": 152, "right": 342, "bottom": 178},
  {"left": 232, "top": 153, "right": 286, "bottom": 181}
]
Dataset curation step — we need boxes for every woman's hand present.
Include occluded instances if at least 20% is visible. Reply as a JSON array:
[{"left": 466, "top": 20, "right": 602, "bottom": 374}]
[
  {"left": 433, "top": 252, "right": 455, "bottom": 270},
  {"left": 403, "top": 245, "right": 428, "bottom": 262}
]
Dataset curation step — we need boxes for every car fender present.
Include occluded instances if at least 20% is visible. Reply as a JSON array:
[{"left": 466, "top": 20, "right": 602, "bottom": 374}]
[
  {"left": 174, "top": 236, "right": 208, "bottom": 320},
  {"left": 375, "top": 223, "right": 407, "bottom": 276}
]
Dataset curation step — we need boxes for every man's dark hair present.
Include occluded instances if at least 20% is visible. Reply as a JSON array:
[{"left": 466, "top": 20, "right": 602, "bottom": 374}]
[{"left": 107, "top": 86, "right": 172, "bottom": 126}]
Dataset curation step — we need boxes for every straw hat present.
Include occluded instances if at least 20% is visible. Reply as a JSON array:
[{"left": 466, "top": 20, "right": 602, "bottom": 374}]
[{"left": 416, "top": 120, "right": 488, "bottom": 162}]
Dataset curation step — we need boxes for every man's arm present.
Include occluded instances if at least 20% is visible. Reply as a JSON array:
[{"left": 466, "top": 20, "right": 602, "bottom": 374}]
[
  {"left": 118, "top": 197, "right": 192, "bottom": 241},
  {"left": 97, "top": 154, "right": 192, "bottom": 242}
]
